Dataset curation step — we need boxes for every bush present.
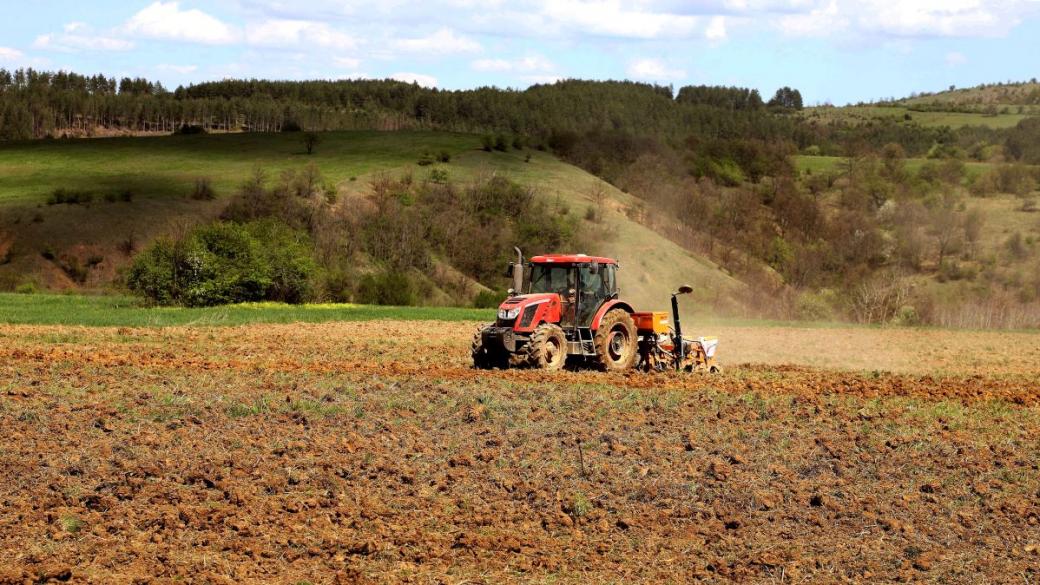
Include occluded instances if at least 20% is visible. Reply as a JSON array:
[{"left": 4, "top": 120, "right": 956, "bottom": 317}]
[
  {"left": 429, "top": 168, "right": 449, "bottom": 184},
  {"left": 494, "top": 134, "right": 509, "bottom": 152},
  {"left": 473, "top": 289, "right": 505, "bottom": 308},
  {"left": 47, "top": 188, "right": 93, "bottom": 206},
  {"left": 127, "top": 220, "right": 316, "bottom": 306},
  {"left": 14, "top": 281, "right": 38, "bottom": 294},
  {"left": 480, "top": 135, "right": 494, "bottom": 152},
  {"left": 357, "top": 271, "right": 415, "bottom": 306},
  {"left": 437, "top": 151, "right": 451, "bottom": 163},
  {"left": 417, "top": 152, "right": 435, "bottom": 166},
  {"left": 191, "top": 178, "right": 216, "bottom": 200},
  {"left": 892, "top": 305, "right": 920, "bottom": 326},
  {"left": 177, "top": 124, "right": 206, "bottom": 135}
]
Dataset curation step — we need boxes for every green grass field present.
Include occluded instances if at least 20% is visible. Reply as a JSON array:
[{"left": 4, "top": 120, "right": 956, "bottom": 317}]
[
  {"left": 0, "top": 131, "right": 480, "bottom": 205},
  {"left": 0, "top": 293, "right": 494, "bottom": 327},
  {"left": 794, "top": 155, "right": 999, "bottom": 179},
  {"left": 803, "top": 105, "right": 1031, "bottom": 129}
]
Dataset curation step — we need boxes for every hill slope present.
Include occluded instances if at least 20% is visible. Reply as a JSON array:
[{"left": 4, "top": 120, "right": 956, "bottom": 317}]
[{"left": 0, "top": 131, "right": 741, "bottom": 310}]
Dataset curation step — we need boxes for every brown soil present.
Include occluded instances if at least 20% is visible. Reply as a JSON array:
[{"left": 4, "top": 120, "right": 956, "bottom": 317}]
[{"left": 1, "top": 322, "right": 1038, "bottom": 583}]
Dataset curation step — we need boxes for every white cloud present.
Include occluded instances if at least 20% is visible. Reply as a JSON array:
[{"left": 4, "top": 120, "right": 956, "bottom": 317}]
[
  {"left": 538, "top": 1, "right": 699, "bottom": 39},
  {"left": 777, "top": 0, "right": 1039, "bottom": 39},
  {"left": 391, "top": 72, "right": 438, "bottom": 87},
  {"left": 472, "top": 58, "right": 512, "bottom": 72},
  {"left": 124, "top": 1, "right": 238, "bottom": 44},
  {"left": 157, "top": 63, "right": 198, "bottom": 74},
  {"left": 333, "top": 56, "right": 362, "bottom": 69},
  {"left": 626, "top": 58, "right": 686, "bottom": 81},
  {"left": 0, "top": 47, "right": 23, "bottom": 62},
  {"left": 34, "top": 24, "right": 134, "bottom": 52},
  {"left": 395, "top": 28, "right": 481, "bottom": 53},
  {"left": 247, "top": 19, "right": 357, "bottom": 49},
  {"left": 472, "top": 54, "right": 555, "bottom": 73},
  {"left": 705, "top": 15, "right": 727, "bottom": 41},
  {"left": 945, "top": 51, "right": 968, "bottom": 66}
]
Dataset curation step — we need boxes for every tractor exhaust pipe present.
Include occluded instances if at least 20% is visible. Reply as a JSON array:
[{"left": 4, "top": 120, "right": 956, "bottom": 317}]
[
  {"left": 671, "top": 285, "right": 694, "bottom": 371},
  {"left": 511, "top": 247, "right": 524, "bottom": 296}
]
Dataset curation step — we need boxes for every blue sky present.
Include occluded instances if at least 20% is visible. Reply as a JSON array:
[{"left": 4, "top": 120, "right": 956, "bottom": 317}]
[{"left": 1, "top": 1, "right": 1038, "bottom": 104}]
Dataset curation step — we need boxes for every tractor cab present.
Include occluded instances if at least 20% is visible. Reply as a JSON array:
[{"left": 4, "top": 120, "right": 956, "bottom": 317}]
[
  {"left": 523, "top": 255, "right": 619, "bottom": 327},
  {"left": 473, "top": 250, "right": 638, "bottom": 371}
]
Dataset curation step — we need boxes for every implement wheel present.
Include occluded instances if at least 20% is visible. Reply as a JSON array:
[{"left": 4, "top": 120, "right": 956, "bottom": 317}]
[
  {"left": 594, "top": 310, "right": 637, "bottom": 371},
  {"left": 526, "top": 323, "right": 567, "bottom": 370}
]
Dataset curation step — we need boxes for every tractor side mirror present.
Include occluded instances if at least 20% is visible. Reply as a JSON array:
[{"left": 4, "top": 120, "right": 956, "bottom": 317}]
[{"left": 676, "top": 285, "right": 694, "bottom": 295}]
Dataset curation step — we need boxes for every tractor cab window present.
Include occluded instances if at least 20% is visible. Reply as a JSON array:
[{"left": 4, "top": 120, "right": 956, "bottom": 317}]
[
  {"left": 576, "top": 263, "right": 616, "bottom": 326},
  {"left": 527, "top": 264, "right": 572, "bottom": 296}
]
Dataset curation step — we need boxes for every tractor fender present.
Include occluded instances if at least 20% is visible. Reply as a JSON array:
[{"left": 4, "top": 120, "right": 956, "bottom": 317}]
[{"left": 590, "top": 300, "right": 635, "bottom": 331}]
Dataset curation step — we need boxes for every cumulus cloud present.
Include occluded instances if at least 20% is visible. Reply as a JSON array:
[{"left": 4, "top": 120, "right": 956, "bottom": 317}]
[
  {"left": 0, "top": 47, "right": 24, "bottom": 62},
  {"left": 124, "top": 1, "right": 238, "bottom": 44},
  {"left": 626, "top": 58, "right": 686, "bottom": 81},
  {"left": 778, "top": 0, "right": 1040, "bottom": 39},
  {"left": 394, "top": 28, "right": 481, "bottom": 54},
  {"left": 472, "top": 54, "right": 554, "bottom": 73},
  {"left": 705, "top": 15, "right": 727, "bottom": 41},
  {"left": 333, "top": 56, "right": 362, "bottom": 69},
  {"left": 390, "top": 72, "right": 438, "bottom": 86},
  {"left": 538, "top": 0, "right": 699, "bottom": 39},
  {"left": 33, "top": 22, "right": 134, "bottom": 52},
  {"left": 246, "top": 19, "right": 357, "bottom": 49}
]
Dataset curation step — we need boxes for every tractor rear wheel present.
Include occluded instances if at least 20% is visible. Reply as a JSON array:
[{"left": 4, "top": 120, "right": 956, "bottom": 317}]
[
  {"left": 526, "top": 323, "right": 567, "bottom": 370},
  {"left": 594, "top": 309, "right": 637, "bottom": 371},
  {"left": 471, "top": 323, "right": 501, "bottom": 369}
]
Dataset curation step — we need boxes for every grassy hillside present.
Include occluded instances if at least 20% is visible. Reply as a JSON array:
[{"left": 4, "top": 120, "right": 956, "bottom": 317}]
[
  {"left": 794, "top": 154, "right": 999, "bottom": 178},
  {"left": 900, "top": 81, "right": 1040, "bottom": 109},
  {"left": 0, "top": 130, "right": 741, "bottom": 310},
  {"left": 0, "top": 131, "right": 480, "bottom": 205},
  {"left": 803, "top": 104, "right": 1031, "bottom": 129}
]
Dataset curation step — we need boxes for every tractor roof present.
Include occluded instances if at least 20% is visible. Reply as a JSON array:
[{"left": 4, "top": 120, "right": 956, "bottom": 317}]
[{"left": 530, "top": 254, "right": 618, "bottom": 265}]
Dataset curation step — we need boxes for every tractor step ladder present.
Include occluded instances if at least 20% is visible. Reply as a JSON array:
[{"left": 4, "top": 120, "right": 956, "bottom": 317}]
[{"left": 576, "top": 327, "right": 596, "bottom": 356}]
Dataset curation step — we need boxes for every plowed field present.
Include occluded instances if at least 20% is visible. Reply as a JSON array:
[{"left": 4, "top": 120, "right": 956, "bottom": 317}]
[{"left": 1, "top": 321, "right": 1039, "bottom": 583}]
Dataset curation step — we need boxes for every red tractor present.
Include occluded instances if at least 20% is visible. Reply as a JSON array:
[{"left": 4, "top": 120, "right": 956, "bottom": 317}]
[{"left": 472, "top": 249, "right": 640, "bottom": 371}]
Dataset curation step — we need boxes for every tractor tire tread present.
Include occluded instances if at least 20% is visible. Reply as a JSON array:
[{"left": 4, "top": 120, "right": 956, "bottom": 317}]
[
  {"left": 593, "top": 309, "right": 637, "bottom": 371},
  {"left": 525, "top": 323, "right": 567, "bottom": 370}
]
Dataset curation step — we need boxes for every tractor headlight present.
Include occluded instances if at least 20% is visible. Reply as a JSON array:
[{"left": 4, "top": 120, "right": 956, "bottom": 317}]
[{"left": 498, "top": 307, "right": 521, "bottom": 320}]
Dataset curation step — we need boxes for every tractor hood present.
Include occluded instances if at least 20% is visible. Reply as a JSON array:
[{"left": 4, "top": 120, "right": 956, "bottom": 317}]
[
  {"left": 496, "top": 293, "right": 562, "bottom": 331},
  {"left": 497, "top": 293, "right": 558, "bottom": 316}
]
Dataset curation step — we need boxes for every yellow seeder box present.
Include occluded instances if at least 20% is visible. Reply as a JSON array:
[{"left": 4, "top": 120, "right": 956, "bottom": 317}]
[{"left": 632, "top": 311, "right": 670, "bottom": 335}]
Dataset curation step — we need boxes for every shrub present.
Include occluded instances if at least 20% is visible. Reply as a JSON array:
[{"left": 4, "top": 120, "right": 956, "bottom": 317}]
[
  {"left": 417, "top": 152, "right": 435, "bottom": 166},
  {"left": 494, "top": 134, "right": 509, "bottom": 152},
  {"left": 191, "top": 178, "right": 216, "bottom": 200},
  {"left": 127, "top": 220, "right": 316, "bottom": 306},
  {"left": 14, "top": 281, "right": 38, "bottom": 294},
  {"left": 47, "top": 188, "right": 93, "bottom": 205},
  {"left": 429, "top": 169, "right": 449, "bottom": 184},
  {"left": 481, "top": 135, "right": 494, "bottom": 152},
  {"left": 473, "top": 289, "right": 505, "bottom": 308},
  {"left": 437, "top": 151, "right": 451, "bottom": 163},
  {"left": 357, "top": 271, "right": 415, "bottom": 306},
  {"left": 177, "top": 124, "right": 206, "bottom": 135}
]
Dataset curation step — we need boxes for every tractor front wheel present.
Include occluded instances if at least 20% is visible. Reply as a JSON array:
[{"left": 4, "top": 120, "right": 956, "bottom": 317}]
[
  {"left": 594, "top": 310, "right": 637, "bottom": 371},
  {"left": 526, "top": 323, "right": 567, "bottom": 370}
]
